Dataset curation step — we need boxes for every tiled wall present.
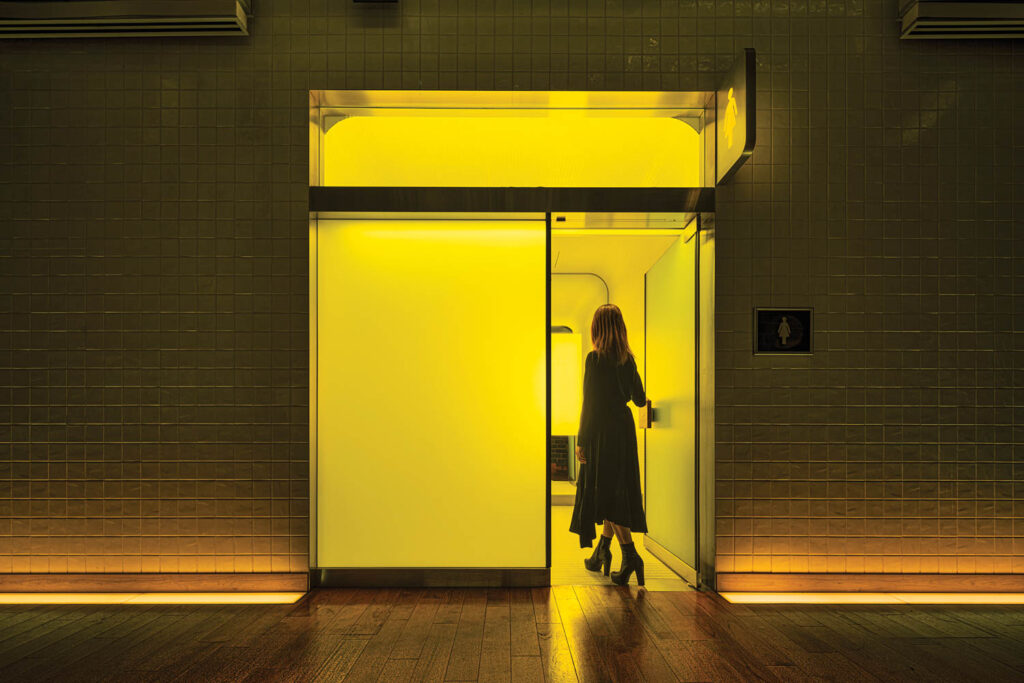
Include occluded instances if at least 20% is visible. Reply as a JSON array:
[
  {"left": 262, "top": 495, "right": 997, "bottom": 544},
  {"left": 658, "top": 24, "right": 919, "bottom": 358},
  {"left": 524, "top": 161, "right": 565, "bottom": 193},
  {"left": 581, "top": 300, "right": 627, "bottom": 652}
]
[
  {"left": 0, "top": 1, "right": 1021, "bottom": 574},
  {"left": 713, "top": 5, "right": 1024, "bottom": 574}
]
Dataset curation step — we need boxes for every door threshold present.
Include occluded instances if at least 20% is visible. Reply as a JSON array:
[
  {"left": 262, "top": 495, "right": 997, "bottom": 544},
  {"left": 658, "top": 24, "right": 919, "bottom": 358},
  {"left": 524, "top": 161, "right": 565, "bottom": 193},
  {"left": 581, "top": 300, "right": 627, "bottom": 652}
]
[{"left": 314, "top": 568, "right": 550, "bottom": 588}]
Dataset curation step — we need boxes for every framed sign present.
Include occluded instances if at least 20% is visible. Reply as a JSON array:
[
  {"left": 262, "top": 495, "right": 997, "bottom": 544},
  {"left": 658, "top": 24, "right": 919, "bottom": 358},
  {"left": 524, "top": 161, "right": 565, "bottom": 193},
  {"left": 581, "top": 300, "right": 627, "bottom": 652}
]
[
  {"left": 716, "top": 48, "right": 756, "bottom": 184},
  {"left": 754, "top": 308, "right": 812, "bottom": 355}
]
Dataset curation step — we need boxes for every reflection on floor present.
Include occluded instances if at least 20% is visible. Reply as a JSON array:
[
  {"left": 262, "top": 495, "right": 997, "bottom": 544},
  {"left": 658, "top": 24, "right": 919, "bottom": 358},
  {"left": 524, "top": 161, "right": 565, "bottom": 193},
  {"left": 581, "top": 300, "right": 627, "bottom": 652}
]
[
  {"left": 5, "top": 589, "right": 1017, "bottom": 680},
  {"left": 550, "top": 505, "right": 692, "bottom": 591}
]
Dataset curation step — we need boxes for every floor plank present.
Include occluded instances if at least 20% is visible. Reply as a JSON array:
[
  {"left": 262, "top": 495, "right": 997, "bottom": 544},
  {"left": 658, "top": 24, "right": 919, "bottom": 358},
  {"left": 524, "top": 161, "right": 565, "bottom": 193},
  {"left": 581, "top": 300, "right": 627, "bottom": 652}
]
[
  {"left": 412, "top": 621, "right": 458, "bottom": 682},
  {"left": 509, "top": 587, "right": 541, "bottom": 658},
  {"left": 346, "top": 589, "right": 419, "bottom": 683},
  {"left": 551, "top": 585, "right": 614, "bottom": 683},
  {"left": 478, "top": 589, "right": 512, "bottom": 683},
  {"left": 391, "top": 589, "right": 444, "bottom": 659},
  {"left": 444, "top": 588, "right": 486, "bottom": 681}
]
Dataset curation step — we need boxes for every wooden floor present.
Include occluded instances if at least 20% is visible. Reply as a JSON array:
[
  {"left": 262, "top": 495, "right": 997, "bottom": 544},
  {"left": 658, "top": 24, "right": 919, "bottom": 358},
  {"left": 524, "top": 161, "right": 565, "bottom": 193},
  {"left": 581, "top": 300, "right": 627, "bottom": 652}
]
[{"left": 2, "top": 587, "right": 1024, "bottom": 681}]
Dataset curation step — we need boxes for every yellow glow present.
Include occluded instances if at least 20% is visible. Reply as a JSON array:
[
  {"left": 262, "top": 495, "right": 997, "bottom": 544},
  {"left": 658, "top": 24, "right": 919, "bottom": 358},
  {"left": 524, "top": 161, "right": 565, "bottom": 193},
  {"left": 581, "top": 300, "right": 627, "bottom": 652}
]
[
  {"left": 721, "top": 592, "right": 903, "bottom": 604},
  {"left": 317, "top": 218, "right": 546, "bottom": 568},
  {"left": 551, "top": 332, "right": 582, "bottom": 436},
  {"left": 0, "top": 593, "right": 304, "bottom": 605},
  {"left": 324, "top": 116, "right": 700, "bottom": 187},
  {"left": 723, "top": 87, "right": 738, "bottom": 149},
  {"left": 891, "top": 593, "right": 1024, "bottom": 604},
  {"left": 721, "top": 592, "right": 1024, "bottom": 605}
]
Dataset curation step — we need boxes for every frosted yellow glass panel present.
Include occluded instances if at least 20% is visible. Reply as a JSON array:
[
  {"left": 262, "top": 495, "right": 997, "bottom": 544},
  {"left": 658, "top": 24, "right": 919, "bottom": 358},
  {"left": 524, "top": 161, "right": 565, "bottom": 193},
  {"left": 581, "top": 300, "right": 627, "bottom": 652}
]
[
  {"left": 645, "top": 234, "right": 697, "bottom": 568},
  {"left": 325, "top": 116, "right": 699, "bottom": 187},
  {"left": 317, "top": 218, "right": 546, "bottom": 568},
  {"left": 551, "top": 333, "right": 581, "bottom": 436}
]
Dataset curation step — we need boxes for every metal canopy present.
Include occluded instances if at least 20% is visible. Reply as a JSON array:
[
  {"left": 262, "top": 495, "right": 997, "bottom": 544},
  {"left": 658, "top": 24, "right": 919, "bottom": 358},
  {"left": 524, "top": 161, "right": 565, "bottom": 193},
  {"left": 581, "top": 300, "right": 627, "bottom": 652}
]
[{"left": 309, "top": 187, "right": 714, "bottom": 214}]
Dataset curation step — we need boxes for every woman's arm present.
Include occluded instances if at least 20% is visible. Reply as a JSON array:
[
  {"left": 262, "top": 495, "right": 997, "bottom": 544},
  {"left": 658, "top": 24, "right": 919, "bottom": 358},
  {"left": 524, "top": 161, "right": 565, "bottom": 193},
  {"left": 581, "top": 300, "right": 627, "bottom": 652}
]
[{"left": 629, "top": 356, "right": 646, "bottom": 407}]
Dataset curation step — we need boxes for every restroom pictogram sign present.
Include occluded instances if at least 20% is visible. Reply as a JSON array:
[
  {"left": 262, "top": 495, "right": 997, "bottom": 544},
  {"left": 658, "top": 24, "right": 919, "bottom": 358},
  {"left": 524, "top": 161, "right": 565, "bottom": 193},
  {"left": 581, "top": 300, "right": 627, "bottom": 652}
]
[{"left": 754, "top": 308, "right": 812, "bottom": 354}]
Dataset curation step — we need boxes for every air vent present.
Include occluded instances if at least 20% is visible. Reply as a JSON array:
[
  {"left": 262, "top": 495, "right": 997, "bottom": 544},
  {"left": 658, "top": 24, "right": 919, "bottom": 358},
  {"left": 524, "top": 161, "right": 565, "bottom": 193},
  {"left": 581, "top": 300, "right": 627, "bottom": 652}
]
[
  {"left": 900, "top": 1, "right": 1024, "bottom": 39},
  {"left": 0, "top": 0, "right": 250, "bottom": 38}
]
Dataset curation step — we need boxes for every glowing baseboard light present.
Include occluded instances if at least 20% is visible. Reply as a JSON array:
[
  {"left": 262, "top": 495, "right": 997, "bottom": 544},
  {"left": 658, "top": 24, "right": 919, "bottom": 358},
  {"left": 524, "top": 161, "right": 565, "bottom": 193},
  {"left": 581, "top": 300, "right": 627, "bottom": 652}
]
[
  {"left": 720, "top": 592, "right": 1024, "bottom": 605},
  {"left": 0, "top": 592, "right": 305, "bottom": 605}
]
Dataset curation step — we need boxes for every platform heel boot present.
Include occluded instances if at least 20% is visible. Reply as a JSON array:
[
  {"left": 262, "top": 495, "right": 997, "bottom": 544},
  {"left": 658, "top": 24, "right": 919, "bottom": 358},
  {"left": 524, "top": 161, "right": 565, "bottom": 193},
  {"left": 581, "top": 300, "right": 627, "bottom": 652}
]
[
  {"left": 583, "top": 534, "right": 613, "bottom": 576},
  {"left": 610, "top": 542, "right": 645, "bottom": 587}
]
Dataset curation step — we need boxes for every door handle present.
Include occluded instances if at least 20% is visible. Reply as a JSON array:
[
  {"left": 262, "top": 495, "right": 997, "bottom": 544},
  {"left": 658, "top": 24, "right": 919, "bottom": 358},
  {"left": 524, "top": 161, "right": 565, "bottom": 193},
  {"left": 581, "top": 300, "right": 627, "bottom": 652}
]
[{"left": 639, "top": 399, "right": 654, "bottom": 429}]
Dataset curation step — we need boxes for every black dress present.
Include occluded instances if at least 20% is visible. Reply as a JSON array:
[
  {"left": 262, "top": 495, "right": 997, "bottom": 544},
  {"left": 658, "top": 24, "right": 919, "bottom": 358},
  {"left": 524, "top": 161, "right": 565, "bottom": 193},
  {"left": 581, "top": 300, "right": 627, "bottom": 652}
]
[{"left": 569, "top": 350, "right": 648, "bottom": 548}]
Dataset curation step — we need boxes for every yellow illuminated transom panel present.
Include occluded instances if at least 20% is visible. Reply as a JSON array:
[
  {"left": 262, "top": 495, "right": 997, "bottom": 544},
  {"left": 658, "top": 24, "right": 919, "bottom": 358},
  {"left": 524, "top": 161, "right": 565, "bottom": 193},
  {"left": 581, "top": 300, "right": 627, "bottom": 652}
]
[{"left": 324, "top": 115, "right": 700, "bottom": 187}]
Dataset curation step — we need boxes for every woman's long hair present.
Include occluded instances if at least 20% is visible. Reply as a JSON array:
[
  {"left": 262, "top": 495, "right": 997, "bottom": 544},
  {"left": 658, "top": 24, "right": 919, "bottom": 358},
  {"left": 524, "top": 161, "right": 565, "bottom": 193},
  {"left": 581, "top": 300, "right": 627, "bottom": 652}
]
[{"left": 590, "top": 304, "right": 633, "bottom": 365}]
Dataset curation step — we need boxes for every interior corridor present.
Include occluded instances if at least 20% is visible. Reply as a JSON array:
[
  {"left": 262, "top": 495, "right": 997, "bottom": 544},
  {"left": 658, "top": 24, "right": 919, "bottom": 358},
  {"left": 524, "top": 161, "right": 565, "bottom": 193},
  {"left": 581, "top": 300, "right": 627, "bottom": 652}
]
[{"left": 549, "top": 213, "right": 699, "bottom": 592}]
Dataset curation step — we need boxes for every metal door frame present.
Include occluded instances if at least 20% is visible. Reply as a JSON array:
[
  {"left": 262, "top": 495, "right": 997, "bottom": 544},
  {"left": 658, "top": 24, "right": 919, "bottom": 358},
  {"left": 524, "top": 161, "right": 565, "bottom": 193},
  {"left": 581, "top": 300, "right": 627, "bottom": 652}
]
[{"left": 307, "top": 89, "right": 718, "bottom": 587}]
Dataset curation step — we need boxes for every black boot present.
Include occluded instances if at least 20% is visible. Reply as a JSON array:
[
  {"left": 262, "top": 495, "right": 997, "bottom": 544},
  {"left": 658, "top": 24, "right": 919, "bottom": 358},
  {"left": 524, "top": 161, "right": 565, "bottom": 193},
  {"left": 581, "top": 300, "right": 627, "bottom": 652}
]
[
  {"left": 583, "top": 534, "right": 613, "bottom": 576},
  {"left": 610, "top": 542, "right": 645, "bottom": 587}
]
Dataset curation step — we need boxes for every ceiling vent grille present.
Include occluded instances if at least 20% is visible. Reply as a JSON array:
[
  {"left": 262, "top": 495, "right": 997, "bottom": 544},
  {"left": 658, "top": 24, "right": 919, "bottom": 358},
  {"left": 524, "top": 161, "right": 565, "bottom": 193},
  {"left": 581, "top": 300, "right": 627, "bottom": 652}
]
[
  {"left": 900, "top": 1, "right": 1024, "bottom": 39},
  {"left": 0, "top": 0, "right": 250, "bottom": 38}
]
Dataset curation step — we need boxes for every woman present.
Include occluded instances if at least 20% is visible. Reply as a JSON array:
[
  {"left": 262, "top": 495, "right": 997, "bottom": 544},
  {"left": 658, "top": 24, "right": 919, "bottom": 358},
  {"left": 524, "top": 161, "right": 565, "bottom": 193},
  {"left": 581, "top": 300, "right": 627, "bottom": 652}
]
[{"left": 569, "top": 303, "right": 648, "bottom": 587}]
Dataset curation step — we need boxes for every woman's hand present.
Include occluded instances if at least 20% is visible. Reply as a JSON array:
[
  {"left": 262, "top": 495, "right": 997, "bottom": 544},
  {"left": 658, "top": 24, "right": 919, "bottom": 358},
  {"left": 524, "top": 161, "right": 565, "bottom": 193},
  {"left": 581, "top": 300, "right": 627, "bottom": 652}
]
[{"left": 575, "top": 445, "right": 586, "bottom": 464}]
